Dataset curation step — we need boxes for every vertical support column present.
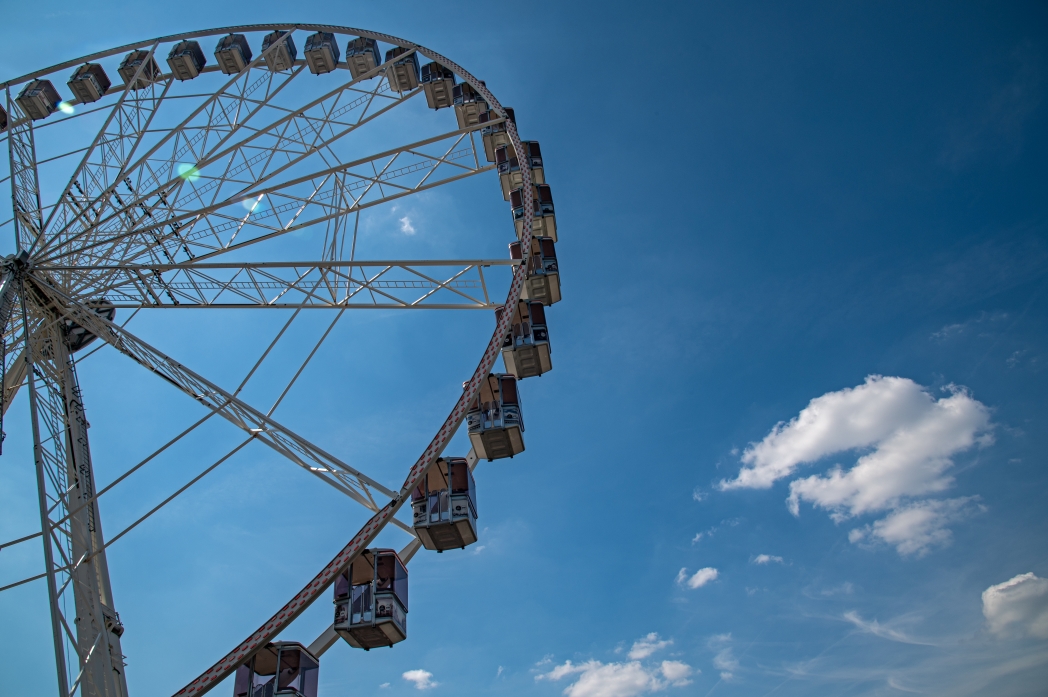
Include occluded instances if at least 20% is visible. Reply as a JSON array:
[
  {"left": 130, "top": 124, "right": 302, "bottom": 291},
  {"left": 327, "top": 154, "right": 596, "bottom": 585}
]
[
  {"left": 20, "top": 281, "right": 129, "bottom": 697},
  {"left": 20, "top": 280, "right": 71, "bottom": 697},
  {"left": 61, "top": 352, "right": 129, "bottom": 697},
  {"left": 6, "top": 88, "right": 44, "bottom": 254}
]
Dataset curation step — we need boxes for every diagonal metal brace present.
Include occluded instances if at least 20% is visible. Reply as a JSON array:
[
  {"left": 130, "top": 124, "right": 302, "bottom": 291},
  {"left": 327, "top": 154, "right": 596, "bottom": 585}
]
[{"left": 28, "top": 274, "right": 397, "bottom": 514}]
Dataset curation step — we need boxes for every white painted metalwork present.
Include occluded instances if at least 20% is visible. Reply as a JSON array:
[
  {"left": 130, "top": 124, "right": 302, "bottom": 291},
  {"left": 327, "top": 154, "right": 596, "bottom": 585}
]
[{"left": 0, "top": 24, "right": 542, "bottom": 697}]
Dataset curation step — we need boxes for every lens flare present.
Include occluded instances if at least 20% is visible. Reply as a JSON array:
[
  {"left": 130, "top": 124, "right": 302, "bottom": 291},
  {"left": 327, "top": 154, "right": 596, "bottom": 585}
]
[
  {"left": 176, "top": 163, "right": 200, "bottom": 182},
  {"left": 58, "top": 101, "right": 75, "bottom": 115},
  {"left": 241, "top": 196, "right": 265, "bottom": 213}
]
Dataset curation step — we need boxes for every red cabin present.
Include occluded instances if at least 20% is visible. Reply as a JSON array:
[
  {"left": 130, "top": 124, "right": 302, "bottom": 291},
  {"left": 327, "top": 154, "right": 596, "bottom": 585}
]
[
  {"left": 510, "top": 184, "right": 558, "bottom": 243},
  {"left": 412, "top": 457, "right": 478, "bottom": 551},
  {"left": 467, "top": 373, "right": 525, "bottom": 461},
  {"left": 509, "top": 237, "right": 561, "bottom": 306},
  {"left": 496, "top": 300, "right": 552, "bottom": 378},
  {"left": 333, "top": 549, "right": 408, "bottom": 650}
]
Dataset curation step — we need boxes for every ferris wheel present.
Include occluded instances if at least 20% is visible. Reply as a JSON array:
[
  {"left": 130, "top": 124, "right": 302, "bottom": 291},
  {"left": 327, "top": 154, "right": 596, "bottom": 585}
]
[{"left": 0, "top": 24, "right": 560, "bottom": 697}]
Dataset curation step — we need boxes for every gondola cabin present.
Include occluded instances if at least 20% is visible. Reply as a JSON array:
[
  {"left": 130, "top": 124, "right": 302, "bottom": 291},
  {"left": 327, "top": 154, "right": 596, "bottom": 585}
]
[
  {"left": 453, "top": 83, "right": 487, "bottom": 128},
  {"left": 510, "top": 184, "right": 557, "bottom": 242},
  {"left": 0, "top": 105, "right": 7, "bottom": 131},
  {"left": 304, "top": 32, "right": 340, "bottom": 75},
  {"left": 233, "top": 642, "right": 319, "bottom": 697},
  {"left": 167, "top": 41, "right": 206, "bottom": 81},
  {"left": 346, "top": 38, "right": 381, "bottom": 79},
  {"left": 467, "top": 373, "right": 525, "bottom": 461},
  {"left": 68, "top": 64, "right": 111, "bottom": 103},
  {"left": 261, "top": 31, "right": 298, "bottom": 72},
  {"left": 215, "top": 34, "right": 253, "bottom": 75},
  {"left": 333, "top": 549, "right": 408, "bottom": 650},
  {"left": 385, "top": 47, "right": 420, "bottom": 93},
  {"left": 118, "top": 50, "right": 161, "bottom": 90},
  {"left": 412, "top": 457, "right": 478, "bottom": 551},
  {"left": 478, "top": 108, "right": 514, "bottom": 163},
  {"left": 61, "top": 299, "right": 116, "bottom": 353},
  {"left": 420, "top": 62, "right": 455, "bottom": 109},
  {"left": 16, "top": 80, "right": 62, "bottom": 120},
  {"left": 510, "top": 237, "right": 561, "bottom": 306},
  {"left": 497, "top": 300, "right": 552, "bottom": 378},
  {"left": 495, "top": 141, "right": 545, "bottom": 201}
]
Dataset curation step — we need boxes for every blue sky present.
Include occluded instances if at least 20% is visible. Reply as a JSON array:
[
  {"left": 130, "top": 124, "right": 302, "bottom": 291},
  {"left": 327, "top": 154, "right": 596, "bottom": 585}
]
[{"left": 2, "top": 2, "right": 1047, "bottom": 696}]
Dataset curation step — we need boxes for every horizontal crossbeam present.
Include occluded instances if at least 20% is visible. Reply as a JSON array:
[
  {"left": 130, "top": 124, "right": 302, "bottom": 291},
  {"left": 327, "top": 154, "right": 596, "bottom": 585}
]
[{"left": 49, "top": 259, "right": 517, "bottom": 309}]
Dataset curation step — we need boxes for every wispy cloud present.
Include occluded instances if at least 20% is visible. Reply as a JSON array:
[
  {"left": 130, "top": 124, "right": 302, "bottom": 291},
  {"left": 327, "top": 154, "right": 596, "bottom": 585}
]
[
  {"left": 753, "top": 554, "right": 784, "bottom": 565},
  {"left": 399, "top": 215, "right": 416, "bottom": 234},
  {"left": 537, "top": 658, "right": 694, "bottom": 696},
  {"left": 628, "top": 633, "right": 672, "bottom": 660},
  {"left": 842, "top": 611, "right": 937, "bottom": 646}
]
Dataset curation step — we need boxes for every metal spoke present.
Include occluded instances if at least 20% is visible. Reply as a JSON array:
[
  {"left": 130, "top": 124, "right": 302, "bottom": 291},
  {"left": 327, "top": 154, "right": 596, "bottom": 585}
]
[{"left": 30, "top": 277, "right": 399, "bottom": 513}]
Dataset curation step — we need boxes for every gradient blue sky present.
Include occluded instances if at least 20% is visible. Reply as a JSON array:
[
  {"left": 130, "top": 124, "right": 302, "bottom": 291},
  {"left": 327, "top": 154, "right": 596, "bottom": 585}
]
[{"left": 2, "top": 2, "right": 1047, "bottom": 696}]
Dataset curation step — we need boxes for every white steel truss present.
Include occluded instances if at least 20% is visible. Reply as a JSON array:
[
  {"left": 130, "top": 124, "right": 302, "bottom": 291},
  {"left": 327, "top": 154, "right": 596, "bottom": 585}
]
[
  {"left": 0, "top": 24, "right": 539, "bottom": 697},
  {"left": 46, "top": 259, "right": 517, "bottom": 309}
]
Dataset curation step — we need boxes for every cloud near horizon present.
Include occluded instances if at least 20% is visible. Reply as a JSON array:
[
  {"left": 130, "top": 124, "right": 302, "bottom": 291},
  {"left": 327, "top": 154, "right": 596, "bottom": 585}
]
[
  {"left": 536, "top": 633, "right": 693, "bottom": 696},
  {"left": 719, "top": 376, "right": 993, "bottom": 555}
]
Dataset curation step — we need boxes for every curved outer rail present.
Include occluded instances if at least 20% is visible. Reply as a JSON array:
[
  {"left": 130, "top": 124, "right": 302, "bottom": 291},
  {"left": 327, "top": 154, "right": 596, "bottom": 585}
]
[{"left": 135, "top": 28, "right": 538, "bottom": 696}]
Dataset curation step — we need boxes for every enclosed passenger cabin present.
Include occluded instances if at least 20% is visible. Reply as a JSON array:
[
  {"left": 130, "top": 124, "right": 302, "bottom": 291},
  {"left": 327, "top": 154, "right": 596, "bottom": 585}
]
[
  {"left": 61, "top": 299, "right": 116, "bottom": 353},
  {"left": 68, "top": 64, "right": 111, "bottom": 103},
  {"left": 420, "top": 62, "right": 455, "bottom": 109},
  {"left": 261, "top": 31, "right": 298, "bottom": 72},
  {"left": 233, "top": 642, "right": 319, "bottom": 697},
  {"left": 497, "top": 300, "right": 552, "bottom": 378},
  {"left": 412, "top": 457, "right": 478, "bottom": 552},
  {"left": 215, "top": 34, "right": 253, "bottom": 75},
  {"left": 334, "top": 549, "right": 408, "bottom": 650},
  {"left": 467, "top": 373, "right": 525, "bottom": 461},
  {"left": 478, "top": 108, "right": 514, "bottom": 163},
  {"left": 167, "top": 41, "right": 206, "bottom": 81},
  {"left": 510, "top": 236, "right": 561, "bottom": 306},
  {"left": 118, "top": 50, "right": 161, "bottom": 90},
  {"left": 345, "top": 37, "right": 381, "bottom": 79},
  {"left": 495, "top": 141, "right": 545, "bottom": 201},
  {"left": 17, "top": 80, "right": 62, "bottom": 121},
  {"left": 453, "top": 82, "right": 487, "bottom": 129},
  {"left": 510, "top": 184, "right": 558, "bottom": 243},
  {"left": 0, "top": 105, "right": 7, "bottom": 131},
  {"left": 385, "top": 48, "right": 420, "bottom": 93},
  {"left": 304, "top": 32, "right": 340, "bottom": 75}
]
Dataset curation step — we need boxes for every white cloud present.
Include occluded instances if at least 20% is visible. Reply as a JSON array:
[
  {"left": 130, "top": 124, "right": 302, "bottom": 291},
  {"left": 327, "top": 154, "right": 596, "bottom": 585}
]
[
  {"left": 692, "top": 487, "right": 707, "bottom": 502},
  {"left": 538, "top": 658, "right": 694, "bottom": 697},
  {"left": 848, "top": 497, "right": 983, "bottom": 556},
  {"left": 379, "top": 683, "right": 390, "bottom": 689},
  {"left": 628, "top": 633, "right": 672, "bottom": 660},
  {"left": 719, "top": 376, "right": 993, "bottom": 555},
  {"left": 677, "top": 567, "right": 719, "bottom": 589},
  {"left": 983, "top": 573, "right": 1048, "bottom": 639},
  {"left": 691, "top": 532, "right": 704, "bottom": 544},
  {"left": 660, "top": 661, "right": 693, "bottom": 686},
  {"left": 753, "top": 554, "right": 783, "bottom": 565},
  {"left": 403, "top": 670, "right": 438, "bottom": 690},
  {"left": 399, "top": 215, "right": 416, "bottom": 234}
]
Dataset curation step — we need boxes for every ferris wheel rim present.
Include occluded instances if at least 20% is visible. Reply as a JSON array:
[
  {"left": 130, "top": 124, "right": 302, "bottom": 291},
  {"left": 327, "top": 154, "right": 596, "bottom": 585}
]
[{"left": 3, "top": 23, "right": 539, "bottom": 696}]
